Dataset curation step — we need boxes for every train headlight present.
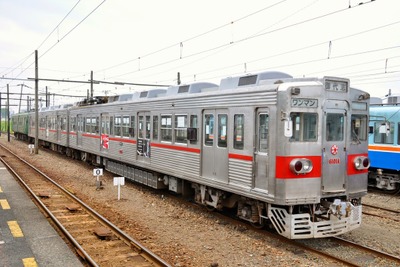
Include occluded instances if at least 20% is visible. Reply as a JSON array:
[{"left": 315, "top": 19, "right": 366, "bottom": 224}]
[
  {"left": 290, "top": 158, "right": 313, "bottom": 174},
  {"left": 354, "top": 156, "right": 370, "bottom": 170}
]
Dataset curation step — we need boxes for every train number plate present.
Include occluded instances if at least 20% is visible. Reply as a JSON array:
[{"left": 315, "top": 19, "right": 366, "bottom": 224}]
[{"left": 291, "top": 98, "right": 318, "bottom": 108}]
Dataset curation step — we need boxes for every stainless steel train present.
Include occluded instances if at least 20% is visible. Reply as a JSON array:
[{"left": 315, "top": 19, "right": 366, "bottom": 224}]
[{"left": 12, "top": 71, "right": 371, "bottom": 239}]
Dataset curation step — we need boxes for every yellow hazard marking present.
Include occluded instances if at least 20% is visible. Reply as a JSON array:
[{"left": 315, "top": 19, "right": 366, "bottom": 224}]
[
  {"left": 0, "top": 199, "right": 10, "bottom": 209},
  {"left": 7, "top": 221, "right": 24, "bottom": 237},
  {"left": 22, "top": 258, "right": 38, "bottom": 267}
]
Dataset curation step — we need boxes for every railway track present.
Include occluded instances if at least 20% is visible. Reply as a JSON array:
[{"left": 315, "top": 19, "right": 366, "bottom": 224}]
[
  {"left": 0, "top": 143, "right": 171, "bottom": 267},
  {"left": 363, "top": 203, "right": 400, "bottom": 222},
  {"left": 295, "top": 236, "right": 400, "bottom": 267}
]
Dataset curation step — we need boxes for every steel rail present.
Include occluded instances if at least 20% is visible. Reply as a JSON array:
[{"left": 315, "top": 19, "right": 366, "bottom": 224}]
[{"left": 0, "top": 143, "right": 171, "bottom": 267}]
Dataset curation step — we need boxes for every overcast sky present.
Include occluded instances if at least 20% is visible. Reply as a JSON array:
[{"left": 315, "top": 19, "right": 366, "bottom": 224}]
[{"left": 0, "top": 0, "right": 399, "bottom": 111}]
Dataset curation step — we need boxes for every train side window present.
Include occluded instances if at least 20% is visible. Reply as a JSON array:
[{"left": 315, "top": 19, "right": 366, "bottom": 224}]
[
  {"left": 129, "top": 116, "right": 135, "bottom": 138},
  {"left": 101, "top": 116, "right": 110, "bottom": 135},
  {"left": 114, "top": 116, "right": 122, "bottom": 137},
  {"left": 146, "top": 115, "right": 151, "bottom": 139},
  {"left": 398, "top": 123, "right": 400, "bottom": 145},
  {"left": 189, "top": 115, "right": 198, "bottom": 144},
  {"left": 61, "top": 117, "right": 67, "bottom": 131},
  {"left": 175, "top": 115, "right": 187, "bottom": 144},
  {"left": 204, "top": 114, "right": 214, "bottom": 146},
  {"left": 291, "top": 112, "right": 318, "bottom": 142},
  {"left": 161, "top": 115, "right": 172, "bottom": 142},
  {"left": 70, "top": 117, "right": 76, "bottom": 132},
  {"left": 93, "top": 117, "right": 99, "bottom": 134},
  {"left": 218, "top": 114, "right": 228, "bottom": 148},
  {"left": 138, "top": 115, "right": 144, "bottom": 139},
  {"left": 258, "top": 114, "right": 268, "bottom": 152},
  {"left": 374, "top": 121, "right": 393, "bottom": 144},
  {"left": 234, "top": 114, "right": 244, "bottom": 150},
  {"left": 110, "top": 116, "right": 114, "bottom": 135},
  {"left": 85, "top": 117, "right": 91, "bottom": 133},
  {"left": 122, "top": 116, "right": 130, "bottom": 137},
  {"left": 153, "top": 115, "right": 159, "bottom": 141}
]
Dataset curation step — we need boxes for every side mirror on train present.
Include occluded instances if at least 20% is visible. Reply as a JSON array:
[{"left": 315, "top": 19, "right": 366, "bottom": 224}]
[{"left": 284, "top": 119, "right": 293, "bottom": 138}]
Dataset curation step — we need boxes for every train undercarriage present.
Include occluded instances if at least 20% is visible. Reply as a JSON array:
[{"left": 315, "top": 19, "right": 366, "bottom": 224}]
[{"left": 369, "top": 168, "right": 400, "bottom": 192}]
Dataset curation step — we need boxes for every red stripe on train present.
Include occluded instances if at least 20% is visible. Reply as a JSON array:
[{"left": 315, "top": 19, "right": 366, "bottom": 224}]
[
  {"left": 275, "top": 156, "right": 322, "bottom": 179},
  {"left": 347, "top": 153, "right": 369, "bottom": 175}
]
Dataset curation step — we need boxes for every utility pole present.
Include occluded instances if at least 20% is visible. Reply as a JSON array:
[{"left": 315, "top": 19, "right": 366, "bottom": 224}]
[
  {"left": 7, "top": 84, "right": 10, "bottom": 142},
  {"left": 19, "top": 84, "right": 23, "bottom": 113},
  {"left": 34, "top": 50, "right": 39, "bottom": 154},
  {"left": 0, "top": 92, "right": 2, "bottom": 136},
  {"left": 45, "top": 86, "right": 48, "bottom": 107},
  {"left": 90, "top": 70, "right": 94, "bottom": 98},
  {"left": 177, "top": 72, "right": 181, "bottom": 85}
]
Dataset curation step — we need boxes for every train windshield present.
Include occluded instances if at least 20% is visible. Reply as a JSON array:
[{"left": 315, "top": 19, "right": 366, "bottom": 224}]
[
  {"left": 289, "top": 112, "right": 317, "bottom": 142},
  {"left": 351, "top": 115, "right": 368, "bottom": 143},
  {"left": 326, "top": 113, "right": 344, "bottom": 141}
]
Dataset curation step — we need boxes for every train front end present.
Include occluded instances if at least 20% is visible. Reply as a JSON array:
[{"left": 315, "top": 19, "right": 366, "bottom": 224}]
[{"left": 270, "top": 77, "right": 369, "bottom": 239}]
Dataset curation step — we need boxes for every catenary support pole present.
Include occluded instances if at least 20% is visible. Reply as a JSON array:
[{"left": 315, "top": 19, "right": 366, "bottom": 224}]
[{"left": 34, "top": 50, "right": 39, "bottom": 154}]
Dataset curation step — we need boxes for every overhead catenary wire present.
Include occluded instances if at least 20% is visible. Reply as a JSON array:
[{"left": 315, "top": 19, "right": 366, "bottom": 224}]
[{"left": 102, "top": 0, "right": 380, "bottom": 83}]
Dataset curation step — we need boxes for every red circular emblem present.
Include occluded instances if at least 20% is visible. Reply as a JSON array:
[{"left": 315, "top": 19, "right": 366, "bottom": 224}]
[{"left": 331, "top": 145, "right": 338, "bottom": 155}]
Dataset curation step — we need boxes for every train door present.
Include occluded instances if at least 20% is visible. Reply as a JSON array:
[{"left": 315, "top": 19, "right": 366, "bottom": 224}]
[
  {"left": 254, "top": 109, "right": 269, "bottom": 191},
  {"left": 77, "top": 114, "right": 83, "bottom": 147},
  {"left": 137, "top": 112, "right": 151, "bottom": 164},
  {"left": 201, "top": 109, "right": 228, "bottom": 182},
  {"left": 100, "top": 113, "right": 110, "bottom": 152},
  {"left": 56, "top": 115, "right": 61, "bottom": 142},
  {"left": 45, "top": 116, "right": 50, "bottom": 138},
  {"left": 322, "top": 107, "right": 347, "bottom": 193}
]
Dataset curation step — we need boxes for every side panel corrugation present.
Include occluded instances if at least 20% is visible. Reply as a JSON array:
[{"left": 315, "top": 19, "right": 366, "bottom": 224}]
[
  {"left": 228, "top": 158, "right": 253, "bottom": 188},
  {"left": 151, "top": 147, "right": 200, "bottom": 177}
]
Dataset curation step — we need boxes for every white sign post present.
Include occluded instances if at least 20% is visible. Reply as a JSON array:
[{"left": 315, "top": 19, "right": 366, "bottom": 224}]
[
  {"left": 28, "top": 144, "right": 34, "bottom": 154},
  {"left": 93, "top": 168, "right": 103, "bottom": 190},
  {"left": 113, "top": 177, "right": 125, "bottom": 200}
]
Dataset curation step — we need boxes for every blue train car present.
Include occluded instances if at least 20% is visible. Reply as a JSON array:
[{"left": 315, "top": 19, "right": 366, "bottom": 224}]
[{"left": 368, "top": 104, "right": 400, "bottom": 191}]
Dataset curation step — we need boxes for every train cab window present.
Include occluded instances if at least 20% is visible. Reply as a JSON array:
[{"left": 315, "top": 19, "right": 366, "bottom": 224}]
[
  {"left": 351, "top": 115, "right": 367, "bottom": 142},
  {"left": 291, "top": 112, "right": 318, "bottom": 142},
  {"left": 122, "top": 116, "right": 130, "bottom": 137},
  {"left": 218, "top": 115, "right": 228, "bottom": 148},
  {"left": 114, "top": 116, "right": 122, "bottom": 136},
  {"left": 153, "top": 115, "right": 159, "bottom": 140},
  {"left": 175, "top": 115, "right": 187, "bottom": 144},
  {"left": 374, "top": 121, "right": 394, "bottom": 144},
  {"left": 161, "top": 115, "right": 172, "bottom": 142},
  {"left": 234, "top": 114, "right": 244, "bottom": 150},
  {"left": 204, "top": 114, "right": 214, "bottom": 146},
  {"left": 326, "top": 113, "right": 343, "bottom": 142}
]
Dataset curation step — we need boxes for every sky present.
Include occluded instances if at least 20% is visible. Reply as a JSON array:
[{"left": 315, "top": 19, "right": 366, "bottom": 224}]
[{"left": 0, "top": 0, "right": 399, "bottom": 112}]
